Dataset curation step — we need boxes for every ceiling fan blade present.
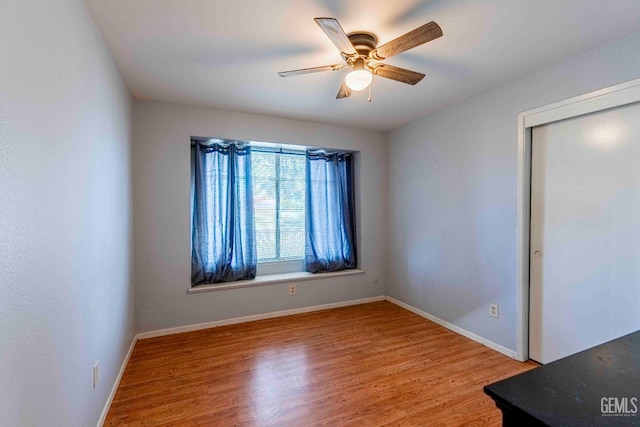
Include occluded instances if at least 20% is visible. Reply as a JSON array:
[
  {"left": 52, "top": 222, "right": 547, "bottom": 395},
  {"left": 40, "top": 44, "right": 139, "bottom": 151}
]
[
  {"left": 336, "top": 80, "right": 352, "bottom": 99},
  {"left": 314, "top": 17, "right": 357, "bottom": 55},
  {"left": 373, "top": 64, "right": 425, "bottom": 85},
  {"left": 370, "top": 21, "right": 442, "bottom": 60},
  {"left": 278, "top": 64, "right": 348, "bottom": 77}
]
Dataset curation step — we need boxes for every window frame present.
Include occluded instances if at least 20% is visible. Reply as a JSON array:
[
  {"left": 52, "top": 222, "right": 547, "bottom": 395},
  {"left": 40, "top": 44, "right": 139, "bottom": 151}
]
[{"left": 190, "top": 137, "right": 361, "bottom": 284}]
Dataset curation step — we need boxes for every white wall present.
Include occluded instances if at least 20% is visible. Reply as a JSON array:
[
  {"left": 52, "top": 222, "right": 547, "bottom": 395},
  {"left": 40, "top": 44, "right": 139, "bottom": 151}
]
[
  {"left": 388, "top": 31, "right": 640, "bottom": 353},
  {"left": 0, "top": 0, "right": 134, "bottom": 425},
  {"left": 133, "top": 100, "right": 387, "bottom": 332}
]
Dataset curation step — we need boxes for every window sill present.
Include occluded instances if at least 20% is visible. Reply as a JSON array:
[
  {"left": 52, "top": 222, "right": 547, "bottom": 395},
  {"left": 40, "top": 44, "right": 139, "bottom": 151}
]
[{"left": 187, "top": 269, "right": 365, "bottom": 294}]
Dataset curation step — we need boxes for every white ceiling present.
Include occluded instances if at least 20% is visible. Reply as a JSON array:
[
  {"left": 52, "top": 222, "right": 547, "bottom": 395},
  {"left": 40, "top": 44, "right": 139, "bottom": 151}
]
[{"left": 84, "top": 0, "right": 640, "bottom": 131}]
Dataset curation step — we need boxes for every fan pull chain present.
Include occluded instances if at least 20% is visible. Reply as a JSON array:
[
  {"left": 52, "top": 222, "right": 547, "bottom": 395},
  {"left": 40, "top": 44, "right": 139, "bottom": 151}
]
[{"left": 368, "top": 80, "right": 372, "bottom": 103}]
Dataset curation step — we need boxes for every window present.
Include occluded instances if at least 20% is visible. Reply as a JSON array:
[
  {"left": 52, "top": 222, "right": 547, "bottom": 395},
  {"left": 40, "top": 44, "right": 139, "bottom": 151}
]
[
  {"left": 251, "top": 150, "right": 305, "bottom": 262},
  {"left": 191, "top": 138, "right": 357, "bottom": 286}
]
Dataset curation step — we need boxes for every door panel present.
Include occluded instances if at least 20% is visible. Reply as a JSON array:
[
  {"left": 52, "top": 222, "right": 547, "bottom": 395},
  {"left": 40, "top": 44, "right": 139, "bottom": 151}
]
[{"left": 529, "top": 102, "right": 640, "bottom": 364}]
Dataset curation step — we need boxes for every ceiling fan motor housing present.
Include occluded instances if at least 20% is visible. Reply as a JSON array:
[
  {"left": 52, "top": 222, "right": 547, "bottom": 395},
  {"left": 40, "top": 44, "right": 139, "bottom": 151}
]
[{"left": 346, "top": 33, "right": 378, "bottom": 57}]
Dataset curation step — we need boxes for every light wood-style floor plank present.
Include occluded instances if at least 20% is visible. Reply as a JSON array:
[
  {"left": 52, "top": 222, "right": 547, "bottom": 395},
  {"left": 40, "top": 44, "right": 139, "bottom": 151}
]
[{"left": 105, "top": 301, "right": 536, "bottom": 426}]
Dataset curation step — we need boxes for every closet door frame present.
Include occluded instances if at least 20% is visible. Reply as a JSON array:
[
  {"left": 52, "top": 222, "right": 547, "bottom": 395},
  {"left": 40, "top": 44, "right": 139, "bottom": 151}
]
[{"left": 515, "top": 77, "right": 640, "bottom": 361}]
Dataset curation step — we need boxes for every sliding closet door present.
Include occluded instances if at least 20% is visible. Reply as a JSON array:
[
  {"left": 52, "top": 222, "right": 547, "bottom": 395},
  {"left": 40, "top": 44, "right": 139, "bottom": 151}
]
[{"left": 529, "top": 101, "right": 640, "bottom": 364}]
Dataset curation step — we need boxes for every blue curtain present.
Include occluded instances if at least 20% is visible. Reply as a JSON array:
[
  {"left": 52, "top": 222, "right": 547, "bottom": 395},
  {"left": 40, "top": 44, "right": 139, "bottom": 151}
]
[
  {"left": 305, "top": 150, "right": 357, "bottom": 273},
  {"left": 191, "top": 141, "right": 257, "bottom": 285}
]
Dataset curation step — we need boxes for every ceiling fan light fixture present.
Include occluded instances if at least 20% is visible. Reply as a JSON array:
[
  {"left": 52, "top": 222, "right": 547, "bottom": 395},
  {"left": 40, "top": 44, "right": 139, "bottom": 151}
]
[{"left": 345, "top": 69, "right": 372, "bottom": 91}]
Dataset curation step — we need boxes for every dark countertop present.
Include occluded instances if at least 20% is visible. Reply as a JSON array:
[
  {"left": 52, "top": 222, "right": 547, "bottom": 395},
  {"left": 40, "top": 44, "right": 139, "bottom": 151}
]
[{"left": 484, "top": 331, "right": 640, "bottom": 426}]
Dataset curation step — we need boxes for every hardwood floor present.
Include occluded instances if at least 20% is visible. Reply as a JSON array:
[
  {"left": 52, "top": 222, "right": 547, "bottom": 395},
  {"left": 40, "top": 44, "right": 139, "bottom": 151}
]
[{"left": 105, "top": 301, "right": 537, "bottom": 426}]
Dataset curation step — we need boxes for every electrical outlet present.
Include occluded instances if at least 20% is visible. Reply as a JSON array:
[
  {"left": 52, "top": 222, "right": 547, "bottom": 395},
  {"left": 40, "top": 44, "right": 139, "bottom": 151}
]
[
  {"left": 373, "top": 275, "right": 379, "bottom": 284},
  {"left": 289, "top": 284, "right": 296, "bottom": 295},
  {"left": 93, "top": 361, "right": 99, "bottom": 389},
  {"left": 489, "top": 304, "right": 499, "bottom": 319}
]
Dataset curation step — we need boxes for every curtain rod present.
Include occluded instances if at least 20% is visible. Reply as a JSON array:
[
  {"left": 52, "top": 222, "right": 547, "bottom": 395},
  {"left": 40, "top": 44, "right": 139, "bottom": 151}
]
[{"left": 190, "top": 137, "right": 356, "bottom": 156}]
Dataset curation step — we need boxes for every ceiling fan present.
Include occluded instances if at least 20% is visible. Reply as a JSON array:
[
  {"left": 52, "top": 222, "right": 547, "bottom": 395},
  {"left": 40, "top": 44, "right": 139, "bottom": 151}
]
[{"left": 278, "top": 18, "right": 443, "bottom": 100}]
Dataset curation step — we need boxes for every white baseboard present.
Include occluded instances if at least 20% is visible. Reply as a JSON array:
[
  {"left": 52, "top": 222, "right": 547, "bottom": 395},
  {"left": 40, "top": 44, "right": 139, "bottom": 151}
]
[
  {"left": 98, "top": 335, "right": 137, "bottom": 426},
  {"left": 137, "top": 296, "right": 518, "bottom": 360},
  {"left": 137, "top": 295, "right": 386, "bottom": 340},
  {"left": 385, "top": 296, "right": 518, "bottom": 360}
]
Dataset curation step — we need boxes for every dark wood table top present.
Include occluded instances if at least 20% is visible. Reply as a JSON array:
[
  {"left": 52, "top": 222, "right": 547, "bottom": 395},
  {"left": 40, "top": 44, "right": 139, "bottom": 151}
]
[{"left": 484, "top": 330, "right": 640, "bottom": 426}]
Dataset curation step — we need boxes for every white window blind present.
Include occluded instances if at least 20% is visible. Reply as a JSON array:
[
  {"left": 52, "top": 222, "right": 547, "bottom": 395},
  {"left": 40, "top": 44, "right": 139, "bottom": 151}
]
[{"left": 251, "top": 150, "right": 305, "bottom": 262}]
